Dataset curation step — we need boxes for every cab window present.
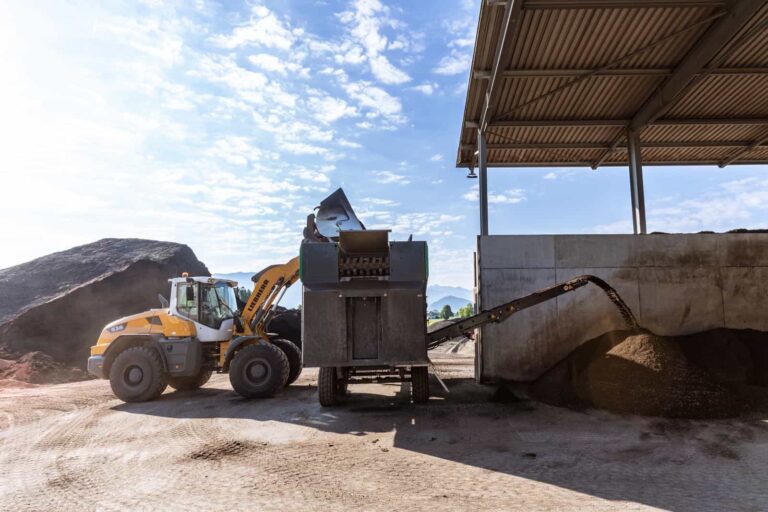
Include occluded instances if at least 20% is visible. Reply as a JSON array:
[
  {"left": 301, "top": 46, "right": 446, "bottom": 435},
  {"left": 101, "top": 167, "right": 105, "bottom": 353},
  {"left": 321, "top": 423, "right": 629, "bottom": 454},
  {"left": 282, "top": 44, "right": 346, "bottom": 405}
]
[{"left": 176, "top": 283, "right": 199, "bottom": 322}]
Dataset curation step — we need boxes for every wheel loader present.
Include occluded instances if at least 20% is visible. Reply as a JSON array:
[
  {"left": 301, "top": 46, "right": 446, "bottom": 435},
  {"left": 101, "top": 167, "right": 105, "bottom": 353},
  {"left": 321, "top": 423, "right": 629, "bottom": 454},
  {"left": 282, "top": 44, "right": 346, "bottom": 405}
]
[{"left": 87, "top": 257, "right": 301, "bottom": 402}]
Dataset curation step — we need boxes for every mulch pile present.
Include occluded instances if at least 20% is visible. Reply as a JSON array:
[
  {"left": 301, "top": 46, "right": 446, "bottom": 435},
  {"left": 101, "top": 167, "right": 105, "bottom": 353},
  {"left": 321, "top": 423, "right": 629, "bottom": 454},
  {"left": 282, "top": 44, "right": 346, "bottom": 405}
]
[
  {"left": 530, "top": 329, "right": 768, "bottom": 418},
  {"left": 0, "top": 238, "right": 209, "bottom": 383}
]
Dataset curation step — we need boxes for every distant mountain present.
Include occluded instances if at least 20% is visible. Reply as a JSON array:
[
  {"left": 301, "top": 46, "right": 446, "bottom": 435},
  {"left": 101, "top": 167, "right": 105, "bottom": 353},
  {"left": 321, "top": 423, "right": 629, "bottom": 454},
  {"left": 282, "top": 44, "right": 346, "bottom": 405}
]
[
  {"left": 427, "top": 284, "right": 472, "bottom": 302},
  {"left": 429, "top": 295, "right": 472, "bottom": 313}
]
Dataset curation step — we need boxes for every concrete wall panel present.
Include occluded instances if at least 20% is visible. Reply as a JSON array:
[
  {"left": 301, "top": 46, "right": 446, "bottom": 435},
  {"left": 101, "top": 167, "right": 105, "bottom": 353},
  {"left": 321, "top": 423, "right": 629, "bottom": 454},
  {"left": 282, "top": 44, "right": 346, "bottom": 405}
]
[
  {"left": 479, "top": 235, "right": 555, "bottom": 269},
  {"left": 477, "top": 233, "right": 768, "bottom": 383}
]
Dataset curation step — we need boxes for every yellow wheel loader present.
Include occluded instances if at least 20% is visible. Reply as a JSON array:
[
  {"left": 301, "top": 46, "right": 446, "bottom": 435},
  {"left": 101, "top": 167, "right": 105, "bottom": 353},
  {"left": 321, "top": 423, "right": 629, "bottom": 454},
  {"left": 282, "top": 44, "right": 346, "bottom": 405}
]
[{"left": 87, "top": 257, "right": 301, "bottom": 402}]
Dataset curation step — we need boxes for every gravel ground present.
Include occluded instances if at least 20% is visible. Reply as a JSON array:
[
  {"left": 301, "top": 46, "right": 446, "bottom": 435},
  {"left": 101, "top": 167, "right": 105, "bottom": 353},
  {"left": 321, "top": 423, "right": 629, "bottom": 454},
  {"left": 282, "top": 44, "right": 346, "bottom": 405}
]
[{"left": 2, "top": 355, "right": 768, "bottom": 512}]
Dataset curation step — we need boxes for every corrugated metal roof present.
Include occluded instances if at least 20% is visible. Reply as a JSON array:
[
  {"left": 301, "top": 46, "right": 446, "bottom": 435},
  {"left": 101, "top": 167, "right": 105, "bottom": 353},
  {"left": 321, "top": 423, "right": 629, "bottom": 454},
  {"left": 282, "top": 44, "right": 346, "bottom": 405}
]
[{"left": 457, "top": 0, "right": 768, "bottom": 168}]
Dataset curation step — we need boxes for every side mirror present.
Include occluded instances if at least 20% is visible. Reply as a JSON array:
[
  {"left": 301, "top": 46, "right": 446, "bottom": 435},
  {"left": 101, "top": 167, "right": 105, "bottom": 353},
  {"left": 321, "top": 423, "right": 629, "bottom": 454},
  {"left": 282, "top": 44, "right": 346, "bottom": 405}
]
[
  {"left": 157, "top": 294, "right": 169, "bottom": 308},
  {"left": 186, "top": 286, "right": 195, "bottom": 302}
]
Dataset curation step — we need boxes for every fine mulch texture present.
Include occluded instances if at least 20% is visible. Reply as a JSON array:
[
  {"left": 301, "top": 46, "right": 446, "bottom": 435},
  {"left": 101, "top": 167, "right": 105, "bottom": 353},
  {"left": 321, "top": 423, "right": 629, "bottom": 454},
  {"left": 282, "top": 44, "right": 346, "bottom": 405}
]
[{"left": 530, "top": 329, "right": 768, "bottom": 419}]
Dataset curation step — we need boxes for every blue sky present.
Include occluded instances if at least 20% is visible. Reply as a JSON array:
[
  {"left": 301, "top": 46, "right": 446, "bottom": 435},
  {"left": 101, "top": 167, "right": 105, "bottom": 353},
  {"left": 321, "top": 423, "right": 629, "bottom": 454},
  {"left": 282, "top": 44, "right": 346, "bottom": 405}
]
[{"left": 2, "top": 0, "right": 768, "bottom": 290}]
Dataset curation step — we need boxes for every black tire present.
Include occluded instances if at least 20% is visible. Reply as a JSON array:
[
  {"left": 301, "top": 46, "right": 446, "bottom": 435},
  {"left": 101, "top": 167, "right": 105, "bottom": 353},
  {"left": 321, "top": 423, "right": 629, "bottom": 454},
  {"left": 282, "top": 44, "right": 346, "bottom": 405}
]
[
  {"left": 168, "top": 370, "right": 212, "bottom": 391},
  {"left": 318, "top": 367, "right": 340, "bottom": 406},
  {"left": 270, "top": 338, "right": 303, "bottom": 386},
  {"left": 411, "top": 366, "right": 429, "bottom": 404},
  {"left": 229, "top": 342, "right": 289, "bottom": 398},
  {"left": 109, "top": 346, "right": 167, "bottom": 402}
]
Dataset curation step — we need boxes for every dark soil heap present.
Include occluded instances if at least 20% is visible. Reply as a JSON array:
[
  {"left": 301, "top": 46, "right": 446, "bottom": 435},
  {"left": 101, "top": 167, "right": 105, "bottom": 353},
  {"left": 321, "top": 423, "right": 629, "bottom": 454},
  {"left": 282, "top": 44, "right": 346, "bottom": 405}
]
[
  {"left": 0, "top": 238, "right": 209, "bottom": 377},
  {"left": 530, "top": 329, "right": 768, "bottom": 419},
  {"left": 268, "top": 307, "right": 302, "bottom": 349}
]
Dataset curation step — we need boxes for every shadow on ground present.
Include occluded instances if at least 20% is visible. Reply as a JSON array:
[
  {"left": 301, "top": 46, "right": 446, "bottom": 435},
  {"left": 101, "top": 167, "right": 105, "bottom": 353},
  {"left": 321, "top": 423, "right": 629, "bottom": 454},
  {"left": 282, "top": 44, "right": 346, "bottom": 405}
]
[{"left": 113, "top": 377, "right": 768, "bottom": 512}]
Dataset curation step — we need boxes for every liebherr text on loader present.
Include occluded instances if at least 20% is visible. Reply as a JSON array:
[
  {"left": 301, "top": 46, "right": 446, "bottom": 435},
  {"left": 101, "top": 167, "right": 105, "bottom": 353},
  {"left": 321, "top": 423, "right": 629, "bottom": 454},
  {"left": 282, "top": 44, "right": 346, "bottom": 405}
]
[{"left": 87, "top": 258, "right": 301, "bottom": 402}]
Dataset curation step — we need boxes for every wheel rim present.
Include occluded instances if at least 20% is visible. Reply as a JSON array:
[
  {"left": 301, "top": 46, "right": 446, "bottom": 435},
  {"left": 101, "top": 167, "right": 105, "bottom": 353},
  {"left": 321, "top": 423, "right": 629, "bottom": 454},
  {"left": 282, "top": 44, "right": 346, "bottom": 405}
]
[
  {"left": 244, "top": 358, "right": 271, "bottom": 386},
  {"left": 124, "top": 365, "right": 144, "bottom": 386}
]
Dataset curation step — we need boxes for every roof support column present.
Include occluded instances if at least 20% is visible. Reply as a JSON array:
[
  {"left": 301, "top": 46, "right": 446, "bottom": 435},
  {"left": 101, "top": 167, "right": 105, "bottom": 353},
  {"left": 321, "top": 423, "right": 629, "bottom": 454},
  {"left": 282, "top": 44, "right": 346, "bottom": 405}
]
[
  {"left": 627, "top": 130, "right": 647, "bottom": 235},
  {"left": 478, "top": 129, "right": 489, "bottom": 236}
]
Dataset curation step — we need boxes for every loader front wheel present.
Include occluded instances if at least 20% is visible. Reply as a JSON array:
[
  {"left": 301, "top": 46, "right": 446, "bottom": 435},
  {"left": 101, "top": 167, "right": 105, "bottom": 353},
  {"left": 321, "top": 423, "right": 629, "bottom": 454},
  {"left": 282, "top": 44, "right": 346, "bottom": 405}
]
[
  {"left": 271, "top": 338, "right": 303, "bottom": 385},
  {"left": 109, "top": 346, "right": 167, "bottom": 402},
  {"left": 168, "top": 370, "right": 212, "bottom": 391},
  {"left": 229, "top": 342, "right": 289, "bottom": 398}
]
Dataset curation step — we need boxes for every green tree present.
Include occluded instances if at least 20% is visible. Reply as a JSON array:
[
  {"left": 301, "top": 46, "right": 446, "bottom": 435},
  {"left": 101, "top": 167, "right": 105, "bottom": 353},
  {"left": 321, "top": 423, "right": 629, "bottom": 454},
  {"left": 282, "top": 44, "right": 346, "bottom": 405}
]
[
  {"left": 427, "top": 309, "right": 440, "bottom": 320},
  {"left": 458, "top": 303, "right": 473, "bottom": 318},
  {"left": 440, "top": 304, "right": 453, "bottom": 320}
]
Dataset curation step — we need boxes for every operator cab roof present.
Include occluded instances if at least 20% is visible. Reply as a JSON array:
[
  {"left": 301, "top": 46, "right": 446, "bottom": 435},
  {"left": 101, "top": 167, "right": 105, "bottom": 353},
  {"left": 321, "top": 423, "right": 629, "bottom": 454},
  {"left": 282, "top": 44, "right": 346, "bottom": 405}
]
[{"left": 168, "top": 276, "right": 238, "bottom": 287}]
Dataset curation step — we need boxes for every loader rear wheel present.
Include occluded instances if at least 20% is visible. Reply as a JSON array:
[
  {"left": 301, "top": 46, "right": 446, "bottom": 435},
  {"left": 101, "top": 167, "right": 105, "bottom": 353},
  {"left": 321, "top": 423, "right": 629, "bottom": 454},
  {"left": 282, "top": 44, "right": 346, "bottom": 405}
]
[
  {"left": 271, "top": 338, "right": 303, "bottom": 386},
  {"left": 318, "top": 367, "right": 340, "bottom": 407},
  {"left": 168, "top": 370, "right": 212, "bottom": 391},
  {"left": 109, "top": 346, "right": 167, "bottom": 403},
  {"left": 229, "top": 342, "right": 289, "bottom": 398},
  {"left": 411, "top": 366, "right": 429, "bottom": 404}
]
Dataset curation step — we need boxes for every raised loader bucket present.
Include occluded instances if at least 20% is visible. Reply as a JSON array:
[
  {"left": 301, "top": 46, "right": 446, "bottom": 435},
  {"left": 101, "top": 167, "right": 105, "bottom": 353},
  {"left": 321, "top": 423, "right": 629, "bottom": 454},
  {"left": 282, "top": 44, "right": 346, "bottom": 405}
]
[{"left": 314, "top": 188, "right": 365, "bottom": 239}]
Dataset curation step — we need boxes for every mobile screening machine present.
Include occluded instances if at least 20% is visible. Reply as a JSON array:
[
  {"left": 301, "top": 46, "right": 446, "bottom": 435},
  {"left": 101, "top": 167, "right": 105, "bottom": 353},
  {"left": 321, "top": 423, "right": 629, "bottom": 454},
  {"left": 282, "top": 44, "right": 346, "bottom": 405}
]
[
  {"left": 300, "top": 189, "right": 638, "bottom": 406},
  {"left": 87, "top": 258, "right": 301, "bottom": 402}
]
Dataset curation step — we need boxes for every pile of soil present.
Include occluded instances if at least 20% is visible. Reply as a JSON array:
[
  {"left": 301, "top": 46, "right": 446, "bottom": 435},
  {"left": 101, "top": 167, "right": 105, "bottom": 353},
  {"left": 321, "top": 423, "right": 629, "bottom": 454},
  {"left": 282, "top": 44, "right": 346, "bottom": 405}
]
[
  {"left": 0, "top": 238, "right": 209, "bottom": 381},
  {"left": 0, "top": 352, "right": 87, "bottom": 388},
  {"left": 268, "top": 307, "right": 302, "bottom": 349},
  {"left": 530, "top": 329, "right": 768, "bottom": 419}
]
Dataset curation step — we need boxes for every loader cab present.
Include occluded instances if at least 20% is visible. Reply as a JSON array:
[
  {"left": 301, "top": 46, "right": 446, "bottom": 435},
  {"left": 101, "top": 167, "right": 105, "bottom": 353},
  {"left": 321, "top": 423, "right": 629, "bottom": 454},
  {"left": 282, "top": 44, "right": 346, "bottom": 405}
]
[{"left": 169, "top": 277, "right": 238, "bottom": 342}]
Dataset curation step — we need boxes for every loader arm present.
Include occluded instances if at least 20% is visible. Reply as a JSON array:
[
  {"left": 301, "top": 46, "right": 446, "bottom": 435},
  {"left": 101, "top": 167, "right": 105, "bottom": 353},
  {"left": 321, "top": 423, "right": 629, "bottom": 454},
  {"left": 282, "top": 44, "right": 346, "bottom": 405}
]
[
  {"left": 239, "top": 256, "right": 300, "bottom": 339},
  {"left": 426, "top": 275, "right": 638, "bottom": 350}
]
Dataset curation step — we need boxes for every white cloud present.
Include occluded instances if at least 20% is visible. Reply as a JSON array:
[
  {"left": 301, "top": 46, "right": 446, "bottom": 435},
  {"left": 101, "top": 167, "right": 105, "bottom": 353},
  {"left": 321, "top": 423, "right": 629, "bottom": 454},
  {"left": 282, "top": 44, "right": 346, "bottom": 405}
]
[
  {"left": 338, "top": 138, "right": 362, "bottom": 148},
  {"left": 247, "top": 53, "right": 309, "bottom": 78},
  {"left": 430, "top": 153, "right": 444, "bottom": 162},
  {"left": 410, "top": 82, "right": 438, "bottom": 95},
  {"left": 308, "top": 95, "right": 358, "bottom": 124},
  {"left": 363, "top": 197, "right": 399, "bottom": 206},
  {"left": 344, "top": 81, "right": 404, "bottom": 126},
  {"left": 211, "top": 5, "right": 297, "bottom": 50},
  {"left": 206, "top": 137, "right": 261, "bottom": 166},
  {"left": 337, "top": 0, "right": 412, "bottom": 85},
  {"left": 489, "top": 189, "right": 526, "bottom": 204},
  {"left": 543, "top": 172, "right": 558, "bottom": 180},
  {"left": 462, "top": 185, "right": 526, "bottom": 204},
  {"left": 433, "top": 49, "right": 471, "bottom": 75},
  {"left": 372, "top": 170, "right": 410, "bottom": 185}
]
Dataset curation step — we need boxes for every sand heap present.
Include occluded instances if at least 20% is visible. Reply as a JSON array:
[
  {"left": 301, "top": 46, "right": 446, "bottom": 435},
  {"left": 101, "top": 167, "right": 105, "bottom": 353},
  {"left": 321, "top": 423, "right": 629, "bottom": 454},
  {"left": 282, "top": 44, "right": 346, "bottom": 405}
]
[
  {"left": 0, "top": 238, "right": 209, "bottom": 384},
  {"left": 531, "top": 329, "right": 768, "bottom": 419}
]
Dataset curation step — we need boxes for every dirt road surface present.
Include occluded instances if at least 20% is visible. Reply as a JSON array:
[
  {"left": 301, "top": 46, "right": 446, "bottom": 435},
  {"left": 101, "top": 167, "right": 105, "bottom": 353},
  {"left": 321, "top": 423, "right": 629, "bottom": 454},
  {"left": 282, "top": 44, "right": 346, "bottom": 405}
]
[{"left": 2, "top": 355, "right": 768, "bottom": 511}]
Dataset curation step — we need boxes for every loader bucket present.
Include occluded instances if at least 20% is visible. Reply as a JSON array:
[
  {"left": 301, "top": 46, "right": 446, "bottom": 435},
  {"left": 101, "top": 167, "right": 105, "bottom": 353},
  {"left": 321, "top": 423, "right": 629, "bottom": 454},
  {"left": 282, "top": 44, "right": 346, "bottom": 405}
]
[{"left": 314, "top": 188, "right": 365, "bottom": 239}]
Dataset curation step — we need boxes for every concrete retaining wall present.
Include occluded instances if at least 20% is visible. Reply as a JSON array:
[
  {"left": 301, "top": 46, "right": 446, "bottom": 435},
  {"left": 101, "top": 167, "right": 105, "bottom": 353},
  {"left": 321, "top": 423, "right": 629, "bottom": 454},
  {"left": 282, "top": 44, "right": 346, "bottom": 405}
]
[{"left": 476, "top": 233, "right": 768, "bottom": 383}]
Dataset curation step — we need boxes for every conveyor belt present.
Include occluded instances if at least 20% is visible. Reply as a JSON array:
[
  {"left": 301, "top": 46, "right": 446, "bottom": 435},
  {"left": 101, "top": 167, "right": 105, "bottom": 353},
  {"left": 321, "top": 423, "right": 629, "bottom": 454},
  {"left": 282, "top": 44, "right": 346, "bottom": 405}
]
[{"left": 426, "top": 275, "right": 638, "bottom": 350}]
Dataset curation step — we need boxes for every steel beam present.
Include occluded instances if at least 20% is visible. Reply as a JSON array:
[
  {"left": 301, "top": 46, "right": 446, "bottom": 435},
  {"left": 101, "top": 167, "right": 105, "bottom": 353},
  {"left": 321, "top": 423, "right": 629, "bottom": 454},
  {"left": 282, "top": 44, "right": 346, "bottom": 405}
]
[
  {"left": 524, "top": 0, "right": 726, "bottom": 8},
  {"left": 628, "top": 0, "right": 766, "bottom": 133},
  {"left": 461, "top": 140, "right": 762, "bottom": 150},
  {"left": 480, "top": 0, "right": 523, "bottom": 132},
  {"left": 494, "top": 67, "right": 768, "bottom": 78},
  {"left": 459, "top": 160, "right": 768, "bottom": 167},
  {"left": 466, "top": 118, "right": 768, "bottom": 128},
  {"left": 719, "top": 132, "right": 768, "bottom": 167},
  {"left": 478, "top": 130, "right": 490, "bottom": 236},
  {"left": 627, "top": 131, "right": 647, "bottom": 234}
]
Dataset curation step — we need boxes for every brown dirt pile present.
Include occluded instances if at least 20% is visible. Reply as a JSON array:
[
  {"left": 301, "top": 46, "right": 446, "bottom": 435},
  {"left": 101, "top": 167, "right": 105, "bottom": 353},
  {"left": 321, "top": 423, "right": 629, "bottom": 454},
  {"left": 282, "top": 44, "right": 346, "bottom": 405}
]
[
  {"left": 0, "top": 238, "right": 209, "bottom": 382},
  {"left": 0, "top": 351, "right": 87, "bottom": 388},
  {"left": 531, "top": 329, "right": 768, "bottom": 419}
]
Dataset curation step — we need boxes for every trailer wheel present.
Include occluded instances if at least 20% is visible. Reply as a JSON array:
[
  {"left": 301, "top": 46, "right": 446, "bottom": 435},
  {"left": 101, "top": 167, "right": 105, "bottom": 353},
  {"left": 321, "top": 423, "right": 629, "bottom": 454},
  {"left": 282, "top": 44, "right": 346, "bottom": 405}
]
[
  {"left": 270, "top": 338, "right": 303, "bottom": 386},
  {"left": 168, "top": 370, "right": 212, "bottom": 391},
  {"left": 229, "top": 342, "right": 289, "bottom": 398},
  {"left": 109, "top": 346, "right": 168, "bottom": 402},
  {"left": 411, "top": 366, "right": 429, "bottom": 404},
  {"left": 318, "top": 367, "right": 341, "bottom": 406}
]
